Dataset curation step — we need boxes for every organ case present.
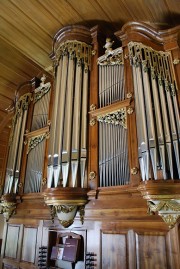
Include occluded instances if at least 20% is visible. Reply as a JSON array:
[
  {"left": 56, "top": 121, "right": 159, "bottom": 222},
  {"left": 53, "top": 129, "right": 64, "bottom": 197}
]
[{"left": 0, "top": 21, "right": 180, "bottom": 269}]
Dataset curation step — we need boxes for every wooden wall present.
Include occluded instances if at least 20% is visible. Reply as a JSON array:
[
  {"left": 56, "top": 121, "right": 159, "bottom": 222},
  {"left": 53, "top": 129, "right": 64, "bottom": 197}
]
[{"left": 0, "top": 187, "right": 180, "bottom": 269}]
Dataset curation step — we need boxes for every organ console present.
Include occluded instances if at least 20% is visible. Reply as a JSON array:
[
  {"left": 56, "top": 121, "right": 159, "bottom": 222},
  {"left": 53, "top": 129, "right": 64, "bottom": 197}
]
[{"left": 0, "top": 21, "right": 180, "bottom": 269}]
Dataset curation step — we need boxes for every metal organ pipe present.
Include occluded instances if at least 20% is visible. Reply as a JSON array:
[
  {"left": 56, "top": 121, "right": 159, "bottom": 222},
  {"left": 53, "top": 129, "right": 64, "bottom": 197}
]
[
  {"left": 4, "top": 93, "right": 32, "bottom": 194},
  {"left": 48, "top": 40, "right": 92, "bottom": 189},
  {"left": 128, "top": 42, "right": 180, "bottom": 180}
]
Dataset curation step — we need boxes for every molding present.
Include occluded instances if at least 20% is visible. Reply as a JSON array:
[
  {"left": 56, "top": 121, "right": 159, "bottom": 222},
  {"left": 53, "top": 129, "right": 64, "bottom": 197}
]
[
  {"left": 115, "top": 21, "right": 180, "bottom": 50},
  {"left": 50, "top": 25, "right": 92, "bottom": 61}
]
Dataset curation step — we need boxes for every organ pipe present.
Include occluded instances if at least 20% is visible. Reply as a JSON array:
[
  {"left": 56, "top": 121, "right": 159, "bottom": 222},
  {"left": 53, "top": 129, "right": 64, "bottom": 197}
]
[
  {"left": 4, "top": 93, "right": 32, "bottom": 194},
  {"left": 128, "top": 42, "right": 180, "bottom": 180},
  {"left": 47, "top": 40, "right": 92, "bottom": 189}
]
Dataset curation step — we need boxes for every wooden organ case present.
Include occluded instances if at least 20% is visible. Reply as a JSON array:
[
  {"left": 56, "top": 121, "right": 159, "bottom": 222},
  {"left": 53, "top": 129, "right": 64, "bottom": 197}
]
[{"left": 0, "top": 22, "right": 180, "bottom": 269}]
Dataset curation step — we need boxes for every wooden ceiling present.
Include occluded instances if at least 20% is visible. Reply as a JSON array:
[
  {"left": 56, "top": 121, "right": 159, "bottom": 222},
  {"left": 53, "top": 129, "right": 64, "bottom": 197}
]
[{"left": 0, "top": 0, "right": 179, "bottom": 180}]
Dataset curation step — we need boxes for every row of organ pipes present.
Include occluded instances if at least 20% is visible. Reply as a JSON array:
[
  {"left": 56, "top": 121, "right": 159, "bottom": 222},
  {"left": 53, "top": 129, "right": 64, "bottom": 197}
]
[
  {"left": 1, "top": 24, "right": 180, "bottom": 199},
  {"left": 3, "top": 77, "right": 51, "bottom": 195},
  {"left": 128, "top": 42, "right": 180, "bottom": 180},
  {"left": 47, "top": 41, "right": 91, "bottom": 189},
  {"left": 98, "top": 47, "right": 130, "bottom": 187}
]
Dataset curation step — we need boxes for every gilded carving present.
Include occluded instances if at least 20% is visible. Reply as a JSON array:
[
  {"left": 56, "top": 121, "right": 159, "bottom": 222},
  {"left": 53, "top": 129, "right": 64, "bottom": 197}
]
[
  {"left": 55, "top": 40, "right": 92, "bottom": 70},
  {"left": 0, "top": 202, "right": 16, "bottom": 221},
  {"left": 27, "top": 132, "right": 49, "bottom": 154},
  {"left": 131, "top": 167, "right": 138, "bottom": 175},
  {"left": 159, "top": 214, "right": 180, "bottom": 229},
  {"left": 98, "top": 44, "right": 124, "bottom": 66},
  {"left": 34, "top": 74, "right": 51, "bottom": 103},
  {"left": 89, "top": 118, "right": 96, "bottom": 126},
  {"left": 148, "top": 200, "right": 180, "bottom": 213},
  {"left": 173, "top": 59, "right": 180, "bottom": 65},
  {"left": 55, "top": 205, "right": 76, "bottom": 214},
  {"left": 97, "top": 108, "right": 127, "bottom": 128},
  {"left": 79, "top": 205, "right": 85, "bottom": 225},
  {"left": 128, "top": 42, "right": 177, "bottom": 96},
  {"left": 42, "top": 178, "right": 47, "bottom": 186},
  {"left": 49, "top": 205, "right": 56, "bottom": 223},
  {"left": 126, "top": 92, "right": 133, "bottom": 99},
  {"left": 90, "top": 104, "right": 96, "bottom": 111},
  {"left": 127, "top": 107, "right": 134, "bottom": 115},
  {"left": 89, "top": 171, "right": 96, "bottom": 180},
  {"left": 59, "top": 219, "right": 74, "bottom": 228},
  {"left": 147, "top": 200, "right": 180, "bottom": 228}
]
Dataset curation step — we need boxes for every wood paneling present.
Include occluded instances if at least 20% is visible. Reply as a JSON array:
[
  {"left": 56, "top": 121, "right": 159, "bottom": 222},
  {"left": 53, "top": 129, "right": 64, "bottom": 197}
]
[
  {"left": 4, "top": 225, "right": 20, "bottom": 259},
  {"left": 101, "top": 232, "right": 127, "bottom": 269},
  {"left": 136, "top": 233, "right": 167, "bottom": 269},
  {"left": 21, "top": 228, "right": 37, "bottom": 263}
]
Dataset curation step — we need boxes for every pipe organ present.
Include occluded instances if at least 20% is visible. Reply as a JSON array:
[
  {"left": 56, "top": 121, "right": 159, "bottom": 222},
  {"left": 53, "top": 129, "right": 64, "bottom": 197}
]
[{"left": 1, "top": 21, "right": 180, "bottom": 269}]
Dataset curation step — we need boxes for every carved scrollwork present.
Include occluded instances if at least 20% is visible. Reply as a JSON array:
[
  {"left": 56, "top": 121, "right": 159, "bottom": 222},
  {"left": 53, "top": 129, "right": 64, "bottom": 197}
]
[
  {"left": 27, "top": 132, "right": 49, "bottom": 154},
  {"left": 59, "top": 219, "right": 74, "bottom": 228},
  {"left": 98, "top": 45, "right": 124, "bottom": 66},
  {"left": 0, "top": 202, "right": 16, "bottom": 222},
  {"left": 55, "top": 40, "right": 92, "bottom": 71},
  {"left": 55, "top": 205, "right": 77, "bottom": 214},
  {"left": 147, "top": 200, "right": 180, "bottom": 228},
  {"left": 97, "top": 108, "right": 127, "bottom": 128},
  {"left": 128, "top": 41, "right": 177, "bottom": 96},
  {"left": 49, "top": 205, "right": 56, "bottom": 223},
  {"left": 148, "top": 200, "right": 180, "bottom": 213}
]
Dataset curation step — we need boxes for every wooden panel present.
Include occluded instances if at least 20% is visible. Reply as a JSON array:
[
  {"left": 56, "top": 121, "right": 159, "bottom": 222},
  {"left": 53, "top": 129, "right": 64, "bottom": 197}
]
[
  {"left": 135, "top": 233, "right": 167, "bottom": 269},
  {"left": 101, "top": 232, "right": 127, "bottom": 269},
  {"left": 5, "top": 225, "right": 20, "bottom": 259},
  {"left": 21, "top": 227, "right": 37, "bottom": 263}
]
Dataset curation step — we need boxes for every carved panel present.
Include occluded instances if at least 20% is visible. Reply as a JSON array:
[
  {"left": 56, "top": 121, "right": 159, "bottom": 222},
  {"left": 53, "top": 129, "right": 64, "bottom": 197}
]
[
  {"left": 21, "top": 227, "right": 37, "bottom": 263},
  {"left": 101, "top": 231, "right": 127, "bottom": 269},
  {"left": 135, "top": 233, "right": 168, "bottom": 269},
  {"left": 5, "top": 225, "right": 20, "bottom": 259}
]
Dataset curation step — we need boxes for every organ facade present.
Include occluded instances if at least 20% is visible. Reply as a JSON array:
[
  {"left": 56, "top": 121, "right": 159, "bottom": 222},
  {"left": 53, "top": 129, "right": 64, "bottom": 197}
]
[{"left": 0, "top": 21, "right": 180, "bottom": 269}]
